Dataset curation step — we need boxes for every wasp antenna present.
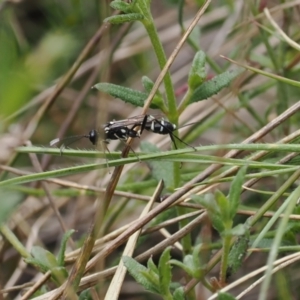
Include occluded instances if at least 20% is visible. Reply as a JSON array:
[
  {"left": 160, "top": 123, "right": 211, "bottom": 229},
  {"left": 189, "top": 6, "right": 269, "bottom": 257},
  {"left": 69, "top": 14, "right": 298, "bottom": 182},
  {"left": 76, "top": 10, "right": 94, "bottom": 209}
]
[
  {"left": 179, "top": 121, "right": 200, "bottom": 129},
  {"left": 171, "top": 133, "right": 196, "bottom": 150},
  {"left": 50, "top": 135, "right": 88, "bottom": 156},
  {"left": 168, "top": 133, "right": 178, "bottom": 149}
]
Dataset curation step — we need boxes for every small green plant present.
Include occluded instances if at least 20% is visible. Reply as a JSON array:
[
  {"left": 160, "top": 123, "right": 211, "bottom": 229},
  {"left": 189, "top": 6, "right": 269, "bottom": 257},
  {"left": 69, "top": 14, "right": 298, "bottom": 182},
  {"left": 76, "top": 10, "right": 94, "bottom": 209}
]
[
  {"left": 25, "top": 230, "right": 74, "bottom": 286},
  {"left": 123, "top": 247, "right": 185, "bottom": 300},
  {"left": 193, "top": 166, "right": 248, "bottom": 285}
]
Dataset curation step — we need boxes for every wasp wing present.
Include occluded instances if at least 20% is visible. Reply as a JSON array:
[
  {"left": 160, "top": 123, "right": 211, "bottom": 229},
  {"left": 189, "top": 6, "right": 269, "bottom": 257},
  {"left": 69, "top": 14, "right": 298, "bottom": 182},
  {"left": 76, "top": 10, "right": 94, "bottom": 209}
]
[{"left": 103, "top": 115, "right": 147, "bottom": 129}]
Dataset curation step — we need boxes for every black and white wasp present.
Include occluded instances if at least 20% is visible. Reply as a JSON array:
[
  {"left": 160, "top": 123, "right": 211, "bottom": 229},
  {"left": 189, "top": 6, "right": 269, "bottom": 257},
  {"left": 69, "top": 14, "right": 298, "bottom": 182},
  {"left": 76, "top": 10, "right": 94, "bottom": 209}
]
[{"left": 50, "top": 114, "right": 194, "bottom": 151}]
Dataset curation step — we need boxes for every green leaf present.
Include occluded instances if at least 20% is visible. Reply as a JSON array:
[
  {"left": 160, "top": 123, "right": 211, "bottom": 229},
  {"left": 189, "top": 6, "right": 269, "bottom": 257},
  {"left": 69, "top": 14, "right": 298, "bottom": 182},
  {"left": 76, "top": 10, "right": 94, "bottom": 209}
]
[
  {"left": 25, "top": 246, "right": 62, "bottom": 284},
  {"left": 170, "top": 244, "right": 204, "bottom": 280},
  {"left": 147, "top": 257, "right": 159, "bottom": 274},
  {"left": 110, "top": 0, "right": 132, "bottom": 13},
  {"left": 170, "top": 259, "right": 195, "bottom": 278},
  {"left": 142, "top": 76, "right": 157, "bottom": 94},
  {"left": 140, "top": 142, "right": 175, "bottom": 190},
  {"left": 228, "top": 166, "right": 247, "bottom": 218},
  {"left": 227, "top": 232, "right": 249, "bottom": 278},
  {"left": 217, "top": 292, "right": 237, "bottom": 300},
  {"left": 183, "top": 254, "right": 194, "bottom": 271},
  {"left": 170, "top": 281, "right": 183, "bottom": 291},
  {"left": 0, "top": 189, "right": 22, "bottom": 225},
  {"left": 191, "top": 243, "right": 203, "bottom": 278},
  {"left": 92, "top": 82, "right": 159, "bottom": 109},
  {"left": 284, "top": 221, "right": 300, "bottom": 235},
  {"left": 192, "top": 194, "right": 220, "bottom": 215},
  {"left": 189, "top": 68, "right": 243, "bottom": 103},
  {"left": 141, "top": 76, "right": 165, "bottom": 110},
  {"left": 27, "top": 231, "right": 75, "bottom": 285},
  {"left": 25, "top": 256, "right": 48, "bottom": 273},
  {"left": 104, "top": 13, "right": 144, "bottom": 24},
  {"left": 211, "top": 214, "right": 225, "bottom": 234},
  {"left": 123, "top": 256, "right": 159, "bottom": 293},
  {"left": 140, "top": 270, "right": 160, "bottom": 293},
  {"left": 215, "top": 190, "right": 230, "bottom": 224},
  {"left": 51, "top": 266, "right": 68, "bottom": 285},
  {"left": 188, "top": 50, "right": 206, "bottom": 90},
  {"left": 123, "top": 255, "right": 148, "bottom": 273},
  {"left": 192, "top": 243, "right": 201, "bottom": 265},
  {"left": 158, "top": 247, "right": 172, "bottom": 297},
  {"left": 253, "top": 238, "right": 275, "bottom": 249},
  {"left": 31, "top": 285, "right": 48, "bottom": 297},
  {"left": 57, "top": 229, "right": 75, "bottom": 266},
  {"left": 192, "top": 194, "right": 225, "bottom": 233},
  {"left": 79, "top": 289, "right": 92, "bottom": 300},
  {"left": 173, "top": 287, "right": 185, "bottom": 300},
  {"left": 29, "top": 246, "right": 59, "bottom": 270},
  {"left": 225, "top": 224, "right": 247, "bottom": 236},
  {"left": 25, "top": 246, "right": 68, "bottom": 285}
]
